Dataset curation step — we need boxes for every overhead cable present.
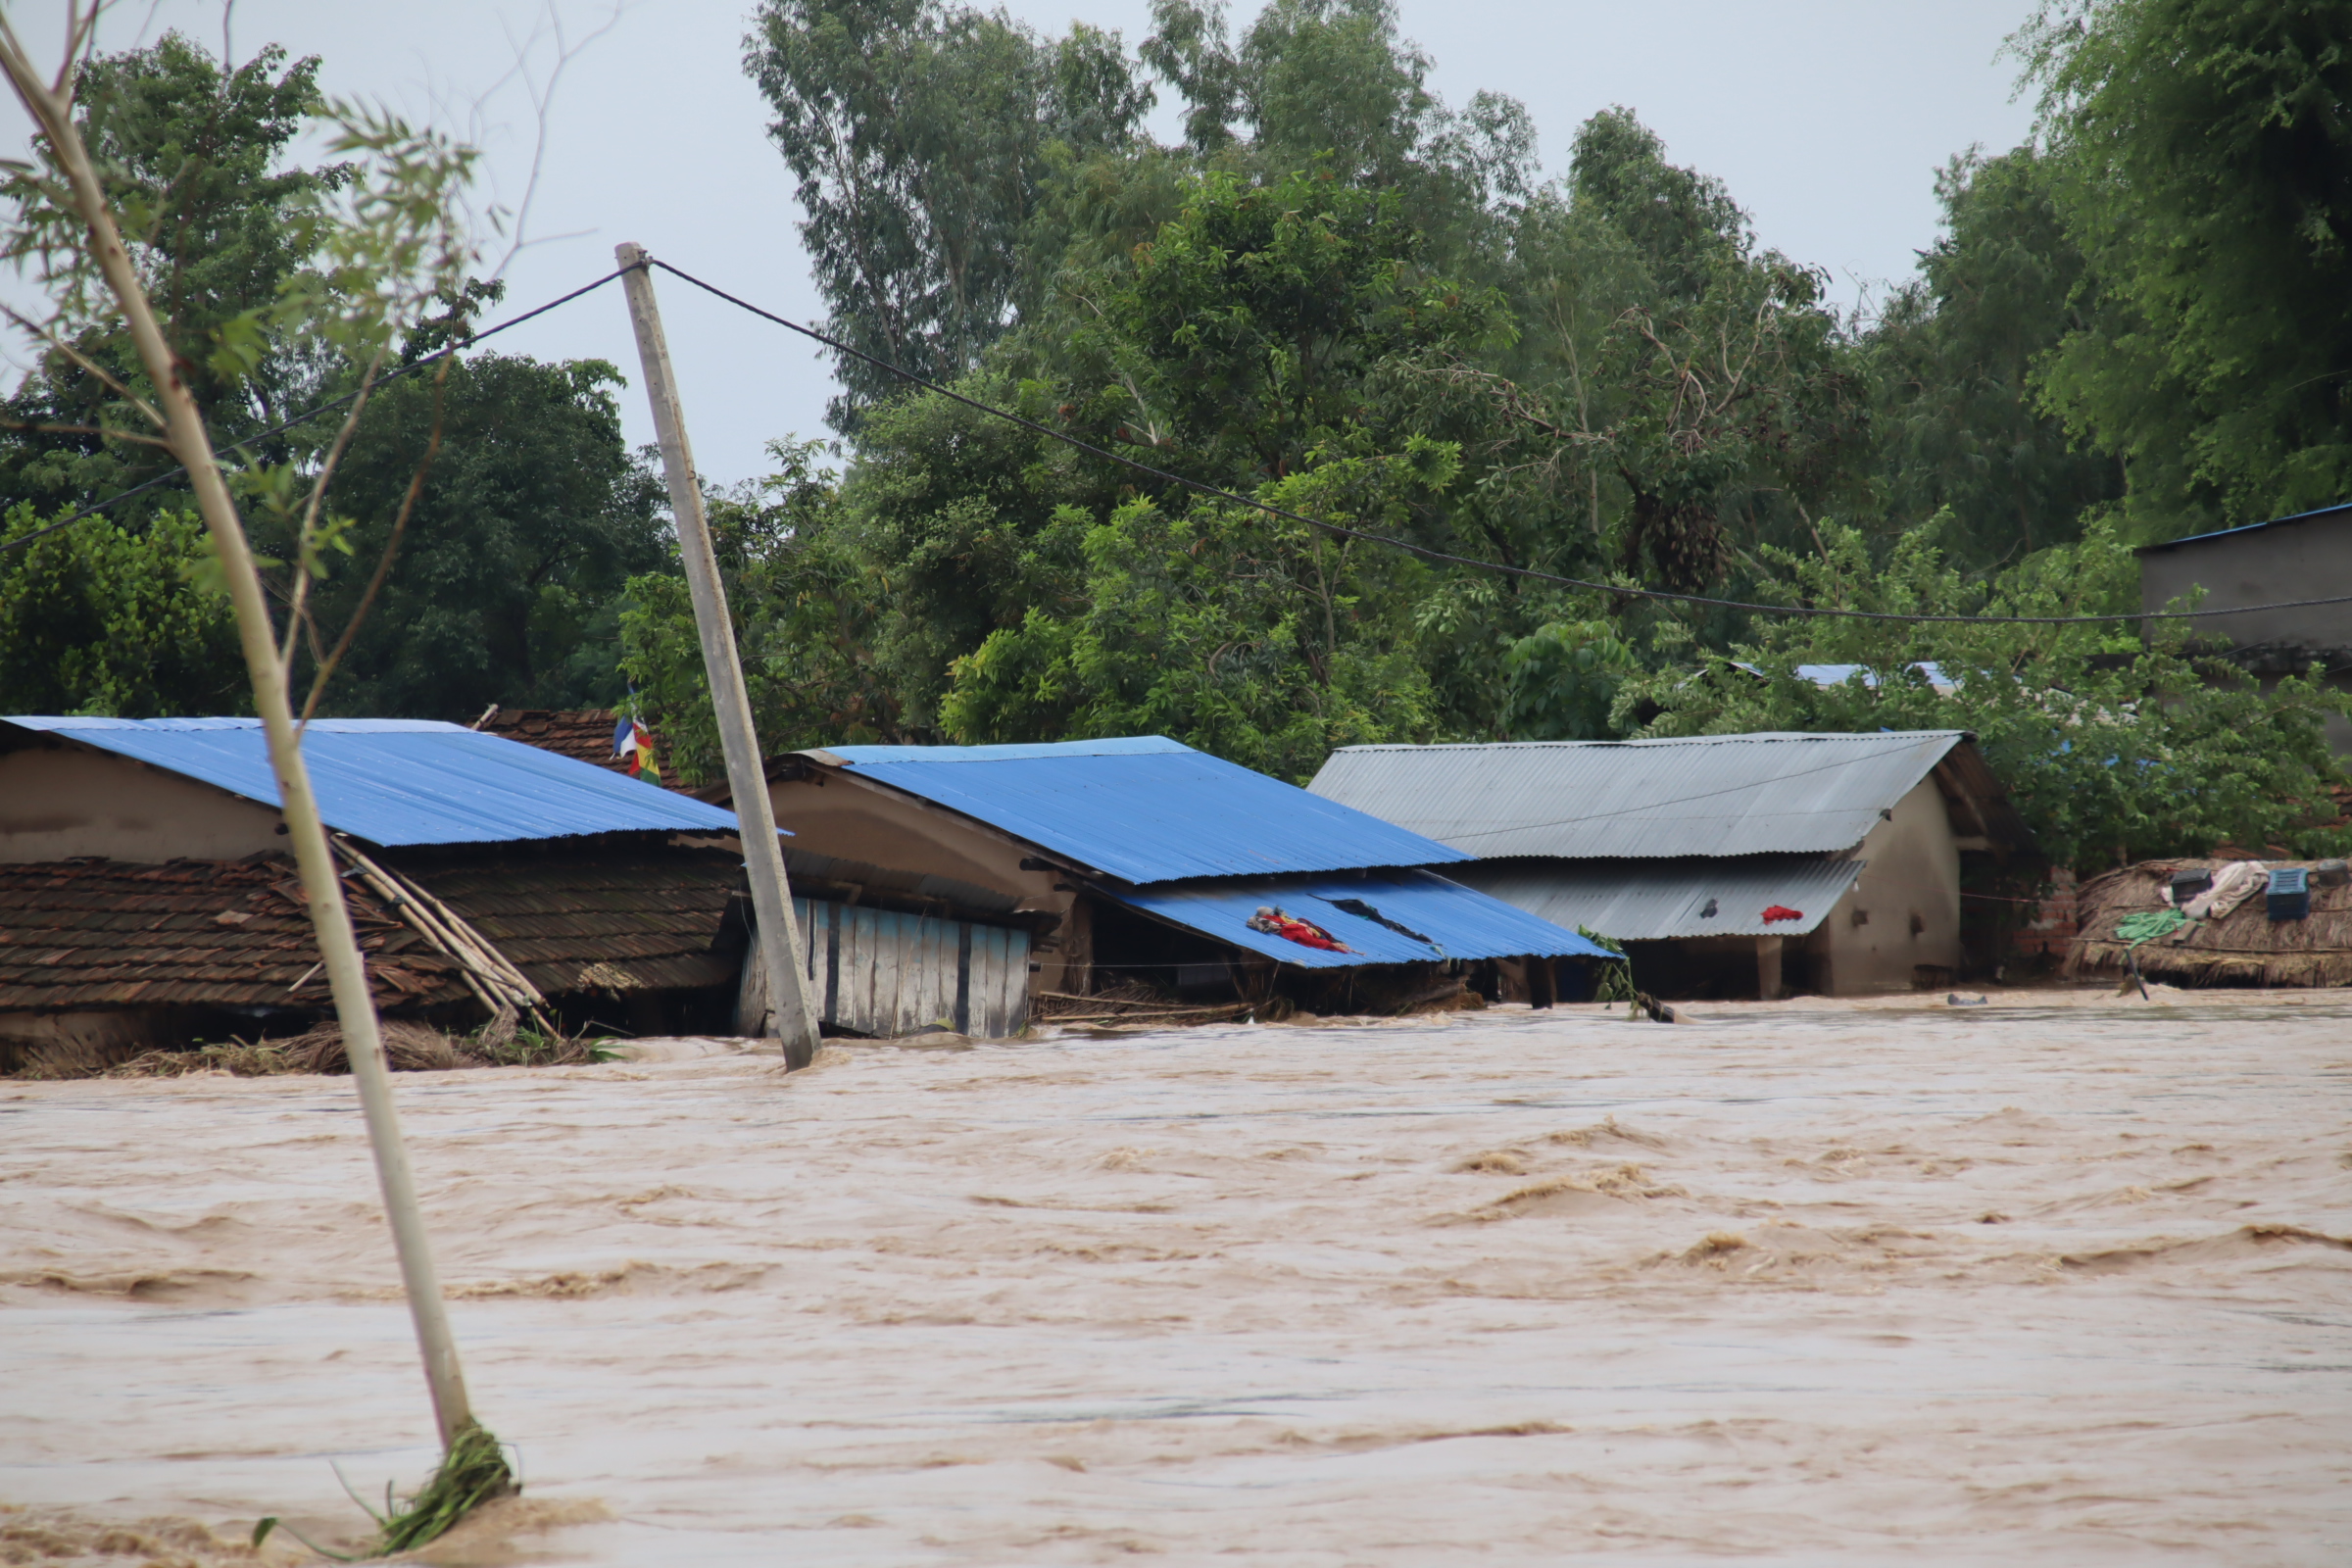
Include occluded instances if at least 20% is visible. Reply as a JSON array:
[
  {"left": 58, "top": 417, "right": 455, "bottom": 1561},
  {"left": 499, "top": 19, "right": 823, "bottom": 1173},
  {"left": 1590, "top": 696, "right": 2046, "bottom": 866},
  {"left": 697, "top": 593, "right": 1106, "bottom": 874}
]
[
  {"left": 648, "top": 256, "right": 2352, "bottom": 628},
  {"left": 0, "top": 266, "right": 629, "bottom": 554}
]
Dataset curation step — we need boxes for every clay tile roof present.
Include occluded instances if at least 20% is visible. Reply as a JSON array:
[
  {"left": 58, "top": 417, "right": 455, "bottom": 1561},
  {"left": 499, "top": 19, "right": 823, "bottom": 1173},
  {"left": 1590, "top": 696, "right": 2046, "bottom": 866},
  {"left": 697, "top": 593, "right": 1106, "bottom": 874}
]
[
  {"left": 395, "top": 847, "right": 749, "bottom": 996},
  {"left": 0, "top": 857, "right": 469, "bottom": 1013},
  {"left": 470, "top": 707, "right": 681, "bottom": 784}
]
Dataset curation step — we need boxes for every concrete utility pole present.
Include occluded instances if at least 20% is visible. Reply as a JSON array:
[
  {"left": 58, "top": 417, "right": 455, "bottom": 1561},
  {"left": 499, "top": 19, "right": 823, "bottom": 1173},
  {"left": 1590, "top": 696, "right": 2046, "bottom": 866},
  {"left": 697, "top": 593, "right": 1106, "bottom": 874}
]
[{"left": 615, "top": 244, "right": 820, "bottom": 1068}]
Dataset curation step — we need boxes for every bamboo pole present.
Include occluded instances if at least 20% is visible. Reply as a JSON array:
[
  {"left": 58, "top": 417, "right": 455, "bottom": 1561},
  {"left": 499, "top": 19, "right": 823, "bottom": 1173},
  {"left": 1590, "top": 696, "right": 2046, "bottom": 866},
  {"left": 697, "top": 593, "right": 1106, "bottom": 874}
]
[
  {"left": 0, "top": 38, "right": 478, "bottom": 1450},
  {"left": 335, "top": 847, "right": 522, "bottom": 1020},
  {"left": 613, "top": 243, "right": 820, "bottom": 1068}
]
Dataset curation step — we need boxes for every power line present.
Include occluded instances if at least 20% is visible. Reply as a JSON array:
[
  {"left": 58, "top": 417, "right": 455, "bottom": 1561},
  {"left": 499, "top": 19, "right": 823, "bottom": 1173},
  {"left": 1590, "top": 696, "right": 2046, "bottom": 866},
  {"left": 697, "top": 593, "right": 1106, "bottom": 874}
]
[
  {"left": 648, "top": 256, "right": 2352, "bottom": 630},
  {"left": 0, "top": 267, "right": 628, "bottom": 555}
]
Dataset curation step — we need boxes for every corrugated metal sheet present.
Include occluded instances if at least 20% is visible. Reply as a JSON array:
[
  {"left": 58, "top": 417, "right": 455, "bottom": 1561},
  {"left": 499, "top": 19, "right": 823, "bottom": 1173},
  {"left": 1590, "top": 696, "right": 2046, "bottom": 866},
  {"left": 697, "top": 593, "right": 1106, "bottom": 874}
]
[
  {"left": 8, "top": 716, "right": 742, "bottom": 847},
  {"left": 1447, "top": 857, "right": 1864, "bottom": 941},
  {"left": 814, "top": 737, "right": 1469, "bottom": 885},
  {"left": 1112, "top": 870, "right": 1612, "bottom": 969},
  {"left": 1307, "top": 731, "right": 1967, "bottom": 859},
  {"left": 793, "top": 898, "right": 1029, "bottom": 1038}
]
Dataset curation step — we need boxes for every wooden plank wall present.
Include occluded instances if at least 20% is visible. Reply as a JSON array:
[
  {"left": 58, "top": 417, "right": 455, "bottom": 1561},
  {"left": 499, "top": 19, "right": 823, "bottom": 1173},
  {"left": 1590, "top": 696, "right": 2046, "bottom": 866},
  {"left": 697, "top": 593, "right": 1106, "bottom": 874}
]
[{"left": 793, "top": 898, "right": 1030, "bottom": 1039}]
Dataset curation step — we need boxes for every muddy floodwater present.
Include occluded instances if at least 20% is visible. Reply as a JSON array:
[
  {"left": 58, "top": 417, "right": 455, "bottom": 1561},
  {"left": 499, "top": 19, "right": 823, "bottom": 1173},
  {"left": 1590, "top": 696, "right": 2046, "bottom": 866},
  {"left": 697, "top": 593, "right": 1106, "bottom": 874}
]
[{"left": 4, "top": 998, "right": 2349, "bottom": 1564}]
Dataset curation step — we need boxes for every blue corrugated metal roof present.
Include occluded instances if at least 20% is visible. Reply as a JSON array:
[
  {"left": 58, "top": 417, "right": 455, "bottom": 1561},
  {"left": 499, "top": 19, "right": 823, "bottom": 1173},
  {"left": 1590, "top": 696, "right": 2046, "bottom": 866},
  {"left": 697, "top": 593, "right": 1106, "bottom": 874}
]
[
  {"left": 810, "top": 737, "right": 1472, "bottom": 885},
  {"left": 6, "top": 716, "right": 743, "bottom": 848},
  {"left": 1114, "top": 870, "right": 1612, "bottom": 968}
]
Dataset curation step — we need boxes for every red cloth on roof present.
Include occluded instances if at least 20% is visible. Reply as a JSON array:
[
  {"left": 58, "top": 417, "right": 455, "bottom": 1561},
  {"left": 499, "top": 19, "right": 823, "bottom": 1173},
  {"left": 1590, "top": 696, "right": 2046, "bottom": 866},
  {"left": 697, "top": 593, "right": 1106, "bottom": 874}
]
[
  {"left": 1760, "top": 905, "right": 1804, "bottom": 924},
  {"left": 1248, "top": 906, "right": 1356, "bottom": 954}
]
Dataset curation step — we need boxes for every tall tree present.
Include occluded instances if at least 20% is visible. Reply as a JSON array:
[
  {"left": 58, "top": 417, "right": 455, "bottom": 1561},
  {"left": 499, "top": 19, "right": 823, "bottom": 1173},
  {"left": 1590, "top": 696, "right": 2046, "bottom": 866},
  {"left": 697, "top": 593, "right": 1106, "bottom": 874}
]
[
  {"left": 744, "top": 0, "right": 1152, "bottom": 430},
  {"left": 1866, "top": 147, "right": 2124, "bottom": 570},
  {"left": 0, "top": 503, "right": 245, "bottom": 714},
  {"left": 0, "top": 34, "right": 343, "bottom": 515},
  {"left": 2020, "top": 0, "right": 2352, "bottom": 536},
  {"left": 311, "top": 353, "right": 666, "bottom": 719}
]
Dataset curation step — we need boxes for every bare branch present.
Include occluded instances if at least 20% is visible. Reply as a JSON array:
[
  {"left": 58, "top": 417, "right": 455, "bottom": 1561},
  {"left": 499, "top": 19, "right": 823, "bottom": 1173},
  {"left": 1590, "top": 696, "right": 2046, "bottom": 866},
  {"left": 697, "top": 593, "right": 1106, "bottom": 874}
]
[
  {"left": 0, "top": 413, "right": 172, "bottom": 447},
  {"left": 486, "top": 0, "right": 631, "bottom": 279},
  {"left": 278, "top": 342, "right": 393, "bottom": 667},
  {"left": 0, "top": 300, "right": 168, "bottom": 427}
]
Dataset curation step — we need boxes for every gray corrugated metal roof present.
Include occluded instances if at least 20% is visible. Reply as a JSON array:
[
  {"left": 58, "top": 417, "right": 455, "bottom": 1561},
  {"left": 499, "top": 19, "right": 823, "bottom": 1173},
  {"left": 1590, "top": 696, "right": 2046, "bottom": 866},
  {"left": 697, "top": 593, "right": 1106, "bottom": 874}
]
[
  {"left": 1446, "top": 857, "right": 1864, "bottom": 940},
  {"left": 1306, "top": 731, "right": 1966, "bottom": 859}
]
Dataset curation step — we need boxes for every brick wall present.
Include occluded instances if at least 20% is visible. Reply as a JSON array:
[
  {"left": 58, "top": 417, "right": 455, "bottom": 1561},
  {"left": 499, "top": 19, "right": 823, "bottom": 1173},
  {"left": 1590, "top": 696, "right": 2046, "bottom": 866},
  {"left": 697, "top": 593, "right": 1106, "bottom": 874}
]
[{"left": 2011, "top": 866, "right": 2079, "bottom": 958}]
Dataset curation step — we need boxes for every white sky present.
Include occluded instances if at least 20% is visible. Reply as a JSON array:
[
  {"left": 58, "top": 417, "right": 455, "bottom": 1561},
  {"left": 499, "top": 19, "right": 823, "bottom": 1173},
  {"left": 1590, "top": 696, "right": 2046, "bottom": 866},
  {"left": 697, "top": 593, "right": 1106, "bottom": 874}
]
[{"left": 4, "top": 0, "right": 2039, "bottom": 487}]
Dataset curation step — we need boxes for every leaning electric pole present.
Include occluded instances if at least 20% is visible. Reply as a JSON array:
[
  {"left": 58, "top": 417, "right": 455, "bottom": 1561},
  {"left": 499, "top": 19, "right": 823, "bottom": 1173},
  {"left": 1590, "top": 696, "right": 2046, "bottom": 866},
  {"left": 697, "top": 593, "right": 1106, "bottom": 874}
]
[{"left": 615, "top": 243, "right": 821, "bottom": 1068}]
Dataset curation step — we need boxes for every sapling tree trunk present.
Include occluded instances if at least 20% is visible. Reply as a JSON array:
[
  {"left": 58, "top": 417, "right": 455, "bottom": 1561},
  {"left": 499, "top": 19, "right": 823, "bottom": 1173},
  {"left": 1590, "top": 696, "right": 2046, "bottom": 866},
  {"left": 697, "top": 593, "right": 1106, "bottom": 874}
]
[{"left": 0, "top": 22, "right": 481, "bottom": 1454}]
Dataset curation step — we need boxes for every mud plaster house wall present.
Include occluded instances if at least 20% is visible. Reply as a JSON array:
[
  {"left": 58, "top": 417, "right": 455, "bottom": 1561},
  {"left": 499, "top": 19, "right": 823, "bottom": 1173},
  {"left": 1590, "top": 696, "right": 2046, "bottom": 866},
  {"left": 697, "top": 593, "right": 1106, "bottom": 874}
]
[
  {"left": 0, "top": 741, "right": 280, "bottom": 864},
  {"left": 767, "top": 773, "right": 1092, "bottom": 994},
  {"left": 1810, "top": 773, "right": 1964, "bottom": 993}
]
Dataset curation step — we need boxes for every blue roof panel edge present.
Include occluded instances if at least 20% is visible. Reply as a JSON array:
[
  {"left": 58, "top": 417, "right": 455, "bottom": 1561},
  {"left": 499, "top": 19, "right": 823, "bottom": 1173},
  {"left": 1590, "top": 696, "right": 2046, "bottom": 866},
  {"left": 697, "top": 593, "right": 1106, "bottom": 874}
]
[{"left": 823, "top": 735, "right": 1191, "bottom": 763}]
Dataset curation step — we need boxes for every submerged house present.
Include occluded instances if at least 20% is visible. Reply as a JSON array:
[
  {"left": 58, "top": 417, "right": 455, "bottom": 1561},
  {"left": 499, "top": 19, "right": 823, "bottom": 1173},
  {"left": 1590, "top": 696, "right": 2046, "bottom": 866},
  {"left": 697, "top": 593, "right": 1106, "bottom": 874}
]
[
  {"left": 0, "top": 716, "right": 756, "bottom": 1068},
  {"left": 1308, "top": 731, "right": 2035, "bottom": 999},
  {"left": 2064, "top": 857, "right": 2352, "bottom": 990},
  {"left": 709, "top": 736, "right": 1610, "bottom": 1025}
]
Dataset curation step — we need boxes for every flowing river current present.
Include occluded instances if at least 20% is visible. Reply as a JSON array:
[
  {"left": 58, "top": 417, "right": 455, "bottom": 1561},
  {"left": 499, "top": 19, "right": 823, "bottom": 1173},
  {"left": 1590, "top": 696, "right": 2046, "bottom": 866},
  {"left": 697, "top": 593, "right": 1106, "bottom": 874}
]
[{"left": 4, "top": 995, "right": 2348, "bottom": 1564}]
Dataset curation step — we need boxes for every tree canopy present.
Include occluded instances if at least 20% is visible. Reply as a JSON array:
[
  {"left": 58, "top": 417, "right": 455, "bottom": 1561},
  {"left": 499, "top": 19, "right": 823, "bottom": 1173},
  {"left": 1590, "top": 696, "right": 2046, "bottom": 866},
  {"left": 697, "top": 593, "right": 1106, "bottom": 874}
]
[{"left": 5, "top": 7, "right": 2347, "bottom": 870}]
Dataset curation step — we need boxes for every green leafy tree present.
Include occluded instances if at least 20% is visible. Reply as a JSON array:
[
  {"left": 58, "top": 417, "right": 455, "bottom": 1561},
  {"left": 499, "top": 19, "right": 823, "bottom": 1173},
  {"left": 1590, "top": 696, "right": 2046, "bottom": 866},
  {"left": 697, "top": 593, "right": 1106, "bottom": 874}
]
[
  {"left": 623, "top": 167, "right": 1498, "bottom": 768},
  {"left": 621, "top": 440, "right": 906, "bottom": 782},
  {"left": 0, "top": 34, "right": 344, "bottom": 515},
  {"left": 0, "top": 503, "right": 244, "bottom": 714},
  {"left": 1421, "top": 111, "right": 1869, "bottom": 601},
  {"left": 1615, "top": 514, "right": 2352, "bottom": 868},
  {"left": 311, "top": 353, "right": 666, "bottom": 718},
  {"left": 2020, "top": 0, "right": 2352, "bottom": 536},
  {"left": 939, "top": 491, "right": 1438, "bottom": 781},
  {"left": 744, "top": 0, "right": 1152, "bottom": 430},
  {"left": 1865, "top": 147, "right": 2124, "bottom": 570},
  {"left": 1498, "top": 618, "right": 1636, "bottom": 741}
]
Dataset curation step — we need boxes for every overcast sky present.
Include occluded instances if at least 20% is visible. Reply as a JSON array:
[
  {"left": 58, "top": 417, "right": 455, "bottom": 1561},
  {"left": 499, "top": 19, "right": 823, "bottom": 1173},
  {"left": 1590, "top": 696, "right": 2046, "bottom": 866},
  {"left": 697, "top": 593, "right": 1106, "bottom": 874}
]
[{"left": 5, "top": 0, "right": 2041, "bottom": 487}]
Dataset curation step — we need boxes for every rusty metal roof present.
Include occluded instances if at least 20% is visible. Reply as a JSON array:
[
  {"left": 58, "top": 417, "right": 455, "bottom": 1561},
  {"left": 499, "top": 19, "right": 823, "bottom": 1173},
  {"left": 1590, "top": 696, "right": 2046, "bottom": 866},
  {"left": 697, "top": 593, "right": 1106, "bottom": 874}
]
[{"left": 1308, "top": 732, "right": 1972, "bottom": 859}]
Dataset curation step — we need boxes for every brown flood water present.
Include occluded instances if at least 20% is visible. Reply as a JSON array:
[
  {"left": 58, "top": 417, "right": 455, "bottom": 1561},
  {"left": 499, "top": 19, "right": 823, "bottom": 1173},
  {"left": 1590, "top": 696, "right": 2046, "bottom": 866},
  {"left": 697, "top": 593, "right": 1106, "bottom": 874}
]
[{"left": 3, "top": 996, "right": 2349, "bottom": 1565}]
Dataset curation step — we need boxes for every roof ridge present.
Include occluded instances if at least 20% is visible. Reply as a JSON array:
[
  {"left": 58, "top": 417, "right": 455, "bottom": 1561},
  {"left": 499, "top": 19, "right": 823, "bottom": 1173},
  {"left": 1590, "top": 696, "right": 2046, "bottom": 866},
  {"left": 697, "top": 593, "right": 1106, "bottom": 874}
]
[{"left": 1335, "top": 729, "right": 1966, "bottom": 753}]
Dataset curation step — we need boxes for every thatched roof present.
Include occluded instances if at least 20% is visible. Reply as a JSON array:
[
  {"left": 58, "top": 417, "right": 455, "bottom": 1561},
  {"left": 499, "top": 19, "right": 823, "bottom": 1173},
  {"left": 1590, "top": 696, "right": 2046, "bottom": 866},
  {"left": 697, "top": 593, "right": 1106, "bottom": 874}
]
[{"left": 2065, "top": 858, "right": 2352, "bottom": 988}]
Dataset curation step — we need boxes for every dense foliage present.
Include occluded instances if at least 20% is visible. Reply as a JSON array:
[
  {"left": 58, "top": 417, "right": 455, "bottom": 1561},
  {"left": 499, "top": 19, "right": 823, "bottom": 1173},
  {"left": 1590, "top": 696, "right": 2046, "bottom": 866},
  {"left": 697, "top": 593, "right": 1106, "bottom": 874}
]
[
  {"left": 0, "top": 34, "right": 660, "bottom": 720},
  {"left": 0, "top": 504, "right": 244, "bottom": 715},
  {"left": 7, "top": 3, "right": 2349, "bottom": 867},
  {"left": 1615, "top": 516, "right": 2351, "bottom": 868}
]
